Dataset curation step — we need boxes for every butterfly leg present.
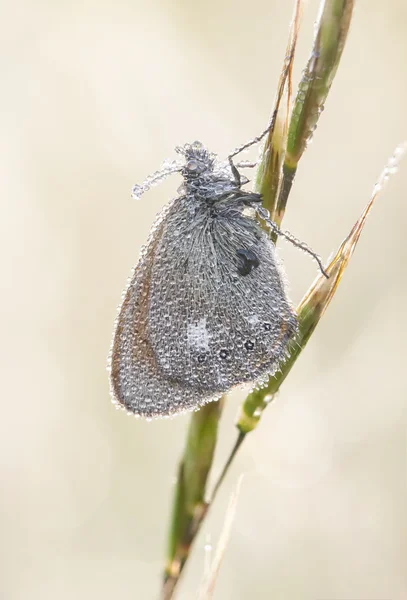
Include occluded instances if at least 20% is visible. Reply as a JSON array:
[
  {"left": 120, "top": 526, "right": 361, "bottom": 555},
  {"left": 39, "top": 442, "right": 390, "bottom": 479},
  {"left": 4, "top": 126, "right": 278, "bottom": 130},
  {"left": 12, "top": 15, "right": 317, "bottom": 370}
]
[{"left": 228, "top": 156, "right": 241, "bottom": 187}]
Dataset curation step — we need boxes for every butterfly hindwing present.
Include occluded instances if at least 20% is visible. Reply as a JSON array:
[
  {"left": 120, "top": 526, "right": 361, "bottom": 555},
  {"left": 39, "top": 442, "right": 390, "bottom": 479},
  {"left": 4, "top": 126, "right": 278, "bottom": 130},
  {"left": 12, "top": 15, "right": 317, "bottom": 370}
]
[
  {"left": 148, "top": 197, "right": 298, "bottom": 394},
  {"left": 109, "top": 198, "right": 221, "bottom": 418}
]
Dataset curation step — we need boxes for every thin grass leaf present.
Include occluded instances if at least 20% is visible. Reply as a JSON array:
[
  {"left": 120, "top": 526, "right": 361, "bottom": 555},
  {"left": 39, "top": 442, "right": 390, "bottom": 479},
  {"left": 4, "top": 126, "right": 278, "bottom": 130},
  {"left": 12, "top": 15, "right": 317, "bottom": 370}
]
[
  {"left": 237, "top": 142, "right": 407, "bottom": 434},
  {"left": 197, "top": 475, "right": 244, "bottom": 600},
  {"left": 256, "top": 0, "right": 303, "bottom": 220}
]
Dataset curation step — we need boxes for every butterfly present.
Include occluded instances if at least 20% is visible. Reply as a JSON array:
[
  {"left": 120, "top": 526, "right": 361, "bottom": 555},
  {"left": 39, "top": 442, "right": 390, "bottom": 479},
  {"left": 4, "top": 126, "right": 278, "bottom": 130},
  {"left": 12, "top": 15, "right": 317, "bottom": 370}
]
[{"left": 109, "top": 137, "right": 326, "bottom": 418}]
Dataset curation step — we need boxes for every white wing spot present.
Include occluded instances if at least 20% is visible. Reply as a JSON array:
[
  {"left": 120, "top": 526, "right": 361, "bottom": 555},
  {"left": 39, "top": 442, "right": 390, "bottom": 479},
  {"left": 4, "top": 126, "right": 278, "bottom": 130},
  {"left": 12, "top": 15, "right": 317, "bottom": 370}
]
[
  {"left": 247, "top": 314, "right": 260, "bottom": 326},
  {"left": 187, "top": 318, "right": 210, "bottom": 351}
]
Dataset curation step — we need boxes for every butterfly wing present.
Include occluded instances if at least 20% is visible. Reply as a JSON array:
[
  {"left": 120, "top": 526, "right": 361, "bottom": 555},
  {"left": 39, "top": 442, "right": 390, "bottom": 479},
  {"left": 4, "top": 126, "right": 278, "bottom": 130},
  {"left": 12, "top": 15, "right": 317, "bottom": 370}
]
[
  {"left": 109, "top": 198, "right": 221, "bottom": 418},
  {"left": 148, "top": 197, "right": 298, "bottom": 394}
]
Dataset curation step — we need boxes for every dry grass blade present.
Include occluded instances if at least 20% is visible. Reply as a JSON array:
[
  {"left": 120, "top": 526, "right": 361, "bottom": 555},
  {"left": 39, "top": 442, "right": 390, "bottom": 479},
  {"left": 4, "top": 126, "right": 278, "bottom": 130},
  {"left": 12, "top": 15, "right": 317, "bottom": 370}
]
[
  {"left": 197, "top": 476, "right": 244, "bottom": 600},
  {"left": 256, "top": 0, "right": 304, "bottom": 221}
]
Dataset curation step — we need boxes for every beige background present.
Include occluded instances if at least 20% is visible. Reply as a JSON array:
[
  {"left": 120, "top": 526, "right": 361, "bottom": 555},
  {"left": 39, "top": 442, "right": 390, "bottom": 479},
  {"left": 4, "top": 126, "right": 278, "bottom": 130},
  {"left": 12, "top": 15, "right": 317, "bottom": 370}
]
[{"left": 1, "top": 0, "right": 406, "bottom": 598}]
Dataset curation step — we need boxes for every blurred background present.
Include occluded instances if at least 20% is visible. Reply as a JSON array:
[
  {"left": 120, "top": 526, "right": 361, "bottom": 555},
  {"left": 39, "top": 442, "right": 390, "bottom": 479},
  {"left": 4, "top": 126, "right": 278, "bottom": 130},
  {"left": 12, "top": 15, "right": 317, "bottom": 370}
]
[{"left": 1, "top": 0, "right": 406, "bottom": 598}]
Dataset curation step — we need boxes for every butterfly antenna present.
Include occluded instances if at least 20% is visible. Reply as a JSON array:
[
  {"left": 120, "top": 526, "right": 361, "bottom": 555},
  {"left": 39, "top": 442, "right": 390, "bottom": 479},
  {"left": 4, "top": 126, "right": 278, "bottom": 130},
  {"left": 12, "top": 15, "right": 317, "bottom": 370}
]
[
  {"left": 257, "top": 206, "right": 329, "bottom": 279},
  {"left": 228, "top": 124, "right": 273, "bottom": 160},
  {"left": 234, "top": 160, "right": 260, "bottom": 169},
  {"left": 227, "top": 120, "right": 275, "bottom": 185},
  {"left": 131, "top": 159, "right": 183, "bottom": 200}
]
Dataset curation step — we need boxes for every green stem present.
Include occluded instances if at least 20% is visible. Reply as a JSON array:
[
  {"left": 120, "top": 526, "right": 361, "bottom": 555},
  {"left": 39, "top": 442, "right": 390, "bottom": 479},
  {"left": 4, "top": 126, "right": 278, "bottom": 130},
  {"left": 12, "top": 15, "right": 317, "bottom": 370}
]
[
  {"left": 275, "top": 0, "right": 354, "bottom": 225},
  {"left": 162, "top": 399, "right": 223, "bottom": 599},
  {"left": 209, "top": 430, "right": 246, "bottom": 502}
]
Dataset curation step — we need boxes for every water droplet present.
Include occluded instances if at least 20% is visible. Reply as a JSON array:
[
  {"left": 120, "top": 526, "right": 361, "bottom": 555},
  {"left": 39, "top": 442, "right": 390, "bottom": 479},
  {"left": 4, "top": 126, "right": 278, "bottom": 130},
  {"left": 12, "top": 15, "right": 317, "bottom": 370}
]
[{"left": 131, "top": 184, "right": 143, "bottom": 200}]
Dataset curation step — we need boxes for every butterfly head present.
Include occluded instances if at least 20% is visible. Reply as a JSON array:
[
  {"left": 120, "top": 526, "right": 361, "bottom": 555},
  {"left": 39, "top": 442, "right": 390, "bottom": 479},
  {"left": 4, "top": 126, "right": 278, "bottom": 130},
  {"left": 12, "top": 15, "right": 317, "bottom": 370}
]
[{"left": 175, "top": 141, "right": 216, "bottom": 179}]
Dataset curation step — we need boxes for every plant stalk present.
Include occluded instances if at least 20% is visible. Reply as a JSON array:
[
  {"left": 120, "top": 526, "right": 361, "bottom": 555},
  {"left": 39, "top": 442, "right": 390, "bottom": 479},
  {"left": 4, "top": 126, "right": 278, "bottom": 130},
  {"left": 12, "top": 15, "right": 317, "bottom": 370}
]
[{"left": 160, "top": 1, "right": 356, "bottom": 598}]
